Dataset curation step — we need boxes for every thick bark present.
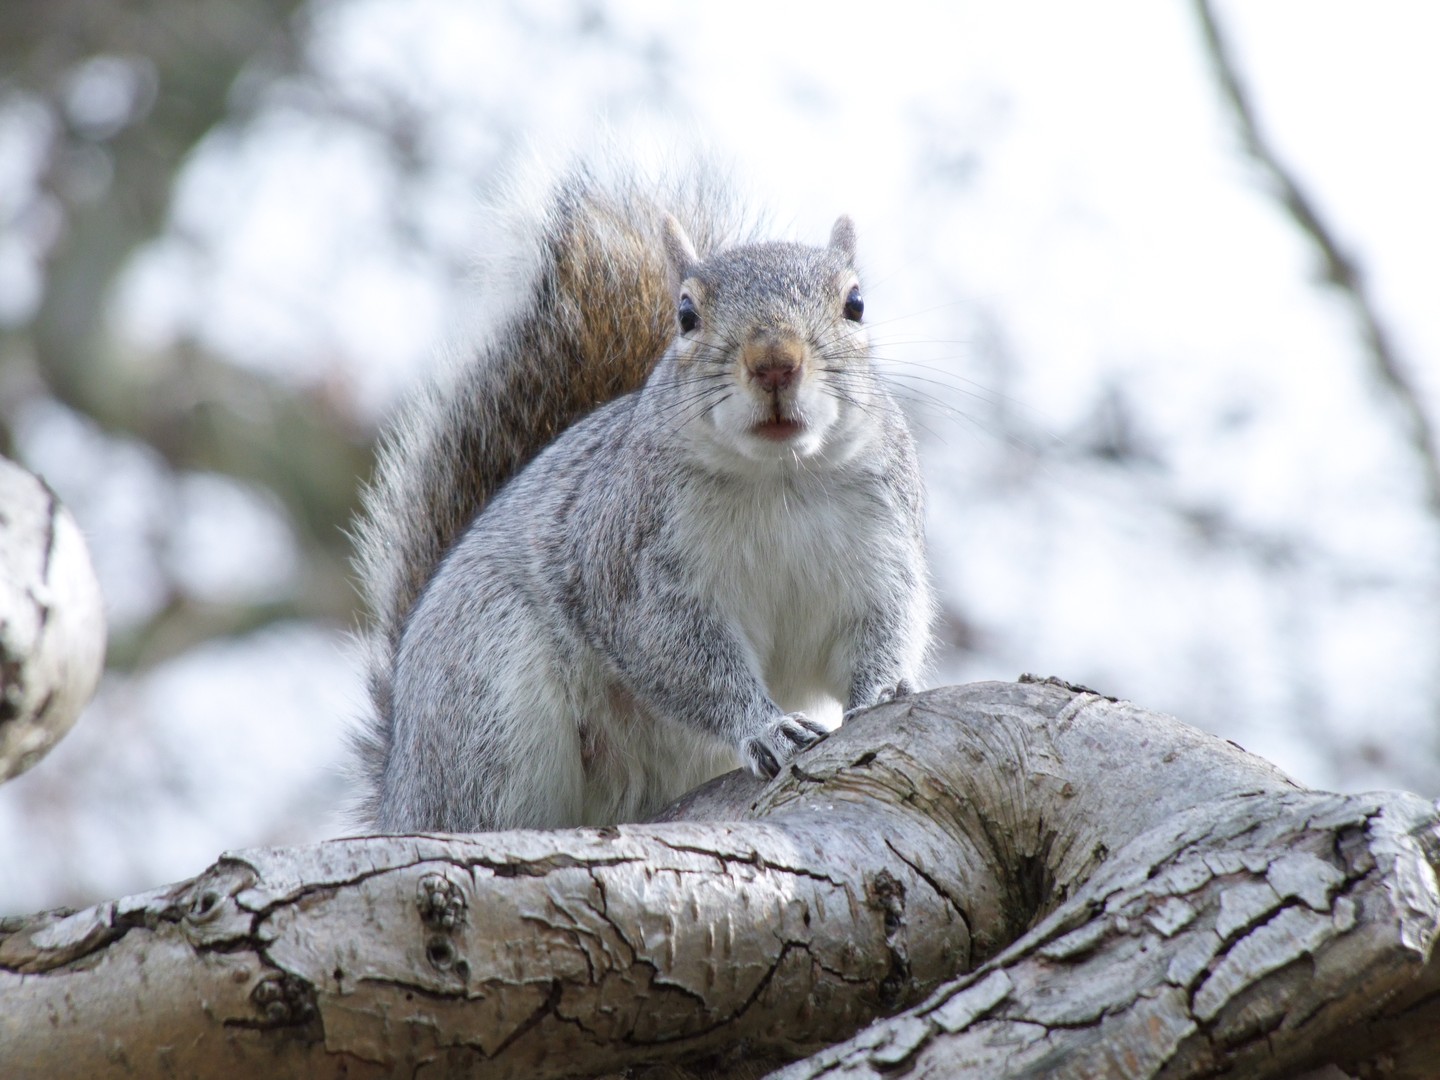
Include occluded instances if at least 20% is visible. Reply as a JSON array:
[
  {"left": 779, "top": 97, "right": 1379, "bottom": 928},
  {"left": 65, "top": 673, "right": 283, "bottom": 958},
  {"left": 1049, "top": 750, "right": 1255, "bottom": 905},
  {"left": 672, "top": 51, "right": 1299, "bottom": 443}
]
[
  {"left": 2, "top": 680, "right": 1437, "bottom": 1079},
  {"left": 0, "top": 455, "right": 106, "bottom": 781},
  {"left": 775, "top": 786, "right": 1440, "bottom": 1079}
]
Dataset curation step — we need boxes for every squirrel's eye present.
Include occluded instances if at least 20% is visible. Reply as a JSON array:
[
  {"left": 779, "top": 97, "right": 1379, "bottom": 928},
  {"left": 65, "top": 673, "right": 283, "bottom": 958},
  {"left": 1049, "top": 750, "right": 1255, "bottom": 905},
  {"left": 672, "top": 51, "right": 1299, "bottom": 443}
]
[
  {"left": 678, "top": 295, "right": 700, "bottom": 334},
  {"left": 843, "top": 285, "right": 864, "bottom": 322}
]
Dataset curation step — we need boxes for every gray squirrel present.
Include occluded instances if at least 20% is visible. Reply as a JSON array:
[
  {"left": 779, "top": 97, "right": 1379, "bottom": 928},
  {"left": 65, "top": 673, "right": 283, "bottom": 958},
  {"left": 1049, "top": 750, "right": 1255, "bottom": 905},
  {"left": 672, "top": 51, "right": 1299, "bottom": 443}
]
[{"left": 351, "top": 157, "right": 934, "bottom": 832}]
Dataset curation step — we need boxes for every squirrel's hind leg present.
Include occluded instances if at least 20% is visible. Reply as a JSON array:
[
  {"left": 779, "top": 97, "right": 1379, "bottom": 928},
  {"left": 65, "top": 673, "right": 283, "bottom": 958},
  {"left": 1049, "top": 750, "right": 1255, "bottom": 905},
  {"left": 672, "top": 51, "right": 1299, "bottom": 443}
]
[{"left": 385, "top": 585, "right": 588, "bottom": 832}]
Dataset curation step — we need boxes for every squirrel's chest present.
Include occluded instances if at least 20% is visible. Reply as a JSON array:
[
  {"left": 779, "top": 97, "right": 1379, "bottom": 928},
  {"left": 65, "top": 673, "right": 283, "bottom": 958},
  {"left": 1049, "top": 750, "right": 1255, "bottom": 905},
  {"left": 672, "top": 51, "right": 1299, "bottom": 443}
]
[{"left": 676, "top": 476, "right": 893, "bottom": 693}]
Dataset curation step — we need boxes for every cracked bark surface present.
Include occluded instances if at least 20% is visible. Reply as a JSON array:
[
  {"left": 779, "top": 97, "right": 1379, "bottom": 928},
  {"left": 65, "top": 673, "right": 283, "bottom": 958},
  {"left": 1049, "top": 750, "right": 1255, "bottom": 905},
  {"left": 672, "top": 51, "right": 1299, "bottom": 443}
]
[
  {"left": 0, "top": 455, "right": 106, "bottom": 782},
  {"left": 3, "top": 679, "right": 1438, "bottom": 1079},
  {"left": 775, "top": 786, "right": 1440, "bottom": 1079}
]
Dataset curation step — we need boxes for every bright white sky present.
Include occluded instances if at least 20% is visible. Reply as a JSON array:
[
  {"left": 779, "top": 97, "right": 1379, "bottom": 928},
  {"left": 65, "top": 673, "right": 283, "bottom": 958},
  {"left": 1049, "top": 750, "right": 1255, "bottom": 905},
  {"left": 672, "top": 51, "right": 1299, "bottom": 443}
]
[{"left": 3, "top": 0, "right": 1439, "bottom": 912}]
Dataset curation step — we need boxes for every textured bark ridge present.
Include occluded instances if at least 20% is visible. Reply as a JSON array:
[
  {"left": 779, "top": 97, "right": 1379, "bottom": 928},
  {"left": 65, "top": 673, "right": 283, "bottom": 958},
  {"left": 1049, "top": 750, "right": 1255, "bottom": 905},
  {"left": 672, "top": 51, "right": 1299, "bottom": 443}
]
[
  {"left": 777, "top": 786, "right": 1440, "bottom": 1078},
  {"left": 3, "top": 680, "right": 1438, "bottom": 1079}
]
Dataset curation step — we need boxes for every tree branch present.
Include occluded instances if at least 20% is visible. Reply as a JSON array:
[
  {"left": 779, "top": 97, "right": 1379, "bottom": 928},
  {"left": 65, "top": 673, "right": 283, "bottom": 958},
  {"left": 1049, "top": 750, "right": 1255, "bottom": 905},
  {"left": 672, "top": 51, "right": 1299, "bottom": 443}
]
[
  {"left": 1193, "top": 0, "right": 1440, "bottom": 517},
  {"left": 775, "top": 785, "right": 1440, "bottom": 1078},
  {"left": 0, "top": 456, "right": 106, "bottom": 781},
  {"left": 16, "top": 680, "right": 1431, "bottom": 1079}
]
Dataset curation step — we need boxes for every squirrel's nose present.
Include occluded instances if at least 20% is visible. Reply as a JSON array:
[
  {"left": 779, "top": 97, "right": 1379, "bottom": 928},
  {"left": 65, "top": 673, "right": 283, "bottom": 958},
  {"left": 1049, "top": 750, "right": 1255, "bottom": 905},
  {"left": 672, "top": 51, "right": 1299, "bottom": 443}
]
[
  {"left": 752, "top": 358, "right": 799, "bottom": 392},
  {"left": 743, "top": 337, "right": 805, "bottom": 393}
]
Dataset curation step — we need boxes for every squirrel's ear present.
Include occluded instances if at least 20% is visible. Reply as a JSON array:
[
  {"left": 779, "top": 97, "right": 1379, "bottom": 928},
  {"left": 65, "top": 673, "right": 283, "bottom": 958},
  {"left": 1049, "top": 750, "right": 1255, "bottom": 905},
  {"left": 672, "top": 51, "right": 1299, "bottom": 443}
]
[
  {"left": 661, "top": 213, "right": 699, "bottom": 288},
  {"left": 828, "top": 215, "right": 858, "bottom": 264}
]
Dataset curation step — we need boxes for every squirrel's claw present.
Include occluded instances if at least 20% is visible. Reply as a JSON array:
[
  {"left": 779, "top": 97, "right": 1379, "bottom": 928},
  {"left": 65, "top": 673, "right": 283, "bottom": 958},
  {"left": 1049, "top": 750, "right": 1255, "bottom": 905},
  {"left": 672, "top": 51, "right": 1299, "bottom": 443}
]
[{"left": 742, "top": 711, "right": 830, "bottom": 779}]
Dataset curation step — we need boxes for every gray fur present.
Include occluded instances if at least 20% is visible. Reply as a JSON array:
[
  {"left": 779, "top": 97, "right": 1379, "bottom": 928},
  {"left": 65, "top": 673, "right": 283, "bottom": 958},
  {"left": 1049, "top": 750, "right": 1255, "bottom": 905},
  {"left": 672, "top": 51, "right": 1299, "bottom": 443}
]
[{"left": 354, "top": 159, "right": 933, "bottom": 832}]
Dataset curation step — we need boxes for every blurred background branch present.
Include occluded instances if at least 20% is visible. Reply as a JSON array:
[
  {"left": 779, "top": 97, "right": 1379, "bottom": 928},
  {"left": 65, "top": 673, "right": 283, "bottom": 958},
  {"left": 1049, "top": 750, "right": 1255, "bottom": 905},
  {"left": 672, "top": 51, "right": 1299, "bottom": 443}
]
[{"left": 1193, "top": 0, "right": 1440, "bottom": 518}]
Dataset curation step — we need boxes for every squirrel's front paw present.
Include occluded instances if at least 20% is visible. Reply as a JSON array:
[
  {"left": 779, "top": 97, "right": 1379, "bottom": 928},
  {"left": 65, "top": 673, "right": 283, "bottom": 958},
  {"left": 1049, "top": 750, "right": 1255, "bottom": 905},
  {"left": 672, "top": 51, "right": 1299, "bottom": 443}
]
[{"left": 741, "top": 712, "right": 831, "bottom": 779}]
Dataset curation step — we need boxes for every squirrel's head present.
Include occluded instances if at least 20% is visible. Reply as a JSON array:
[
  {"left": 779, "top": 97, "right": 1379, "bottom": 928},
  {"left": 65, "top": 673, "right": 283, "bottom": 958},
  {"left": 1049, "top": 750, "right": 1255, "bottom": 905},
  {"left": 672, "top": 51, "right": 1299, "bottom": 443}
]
[{"left": 660, "top": 214, "right": 875, "bottom": 466}]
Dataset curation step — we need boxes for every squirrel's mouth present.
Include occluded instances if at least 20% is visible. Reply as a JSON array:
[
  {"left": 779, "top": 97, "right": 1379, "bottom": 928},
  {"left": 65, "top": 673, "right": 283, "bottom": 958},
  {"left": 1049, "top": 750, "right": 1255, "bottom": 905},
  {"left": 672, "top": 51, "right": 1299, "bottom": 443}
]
[{"left": 751, "top": 418, "right": 805, "bottom": 442}]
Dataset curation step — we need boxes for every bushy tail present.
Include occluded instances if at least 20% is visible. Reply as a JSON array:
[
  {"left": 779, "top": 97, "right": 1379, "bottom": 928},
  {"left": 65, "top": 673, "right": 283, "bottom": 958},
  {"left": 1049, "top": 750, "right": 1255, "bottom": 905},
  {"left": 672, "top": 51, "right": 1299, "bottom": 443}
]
[{"left": 349, "top": 154, "right": 753, "bottom": 823}]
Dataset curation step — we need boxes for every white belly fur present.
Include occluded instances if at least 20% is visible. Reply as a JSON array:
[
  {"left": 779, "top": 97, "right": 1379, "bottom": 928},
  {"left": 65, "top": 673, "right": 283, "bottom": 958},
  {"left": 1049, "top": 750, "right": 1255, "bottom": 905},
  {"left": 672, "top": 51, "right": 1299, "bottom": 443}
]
[{"left": 676, "top": 469, "right": 890, "bottom": 716}]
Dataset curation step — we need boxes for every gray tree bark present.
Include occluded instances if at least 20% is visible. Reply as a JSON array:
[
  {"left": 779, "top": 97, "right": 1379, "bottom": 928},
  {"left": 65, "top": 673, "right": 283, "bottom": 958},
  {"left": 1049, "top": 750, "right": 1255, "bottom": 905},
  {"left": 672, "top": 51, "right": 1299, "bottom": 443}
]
[{"left": 2, "top": 679, "right": 1437, "bottom": 1079}]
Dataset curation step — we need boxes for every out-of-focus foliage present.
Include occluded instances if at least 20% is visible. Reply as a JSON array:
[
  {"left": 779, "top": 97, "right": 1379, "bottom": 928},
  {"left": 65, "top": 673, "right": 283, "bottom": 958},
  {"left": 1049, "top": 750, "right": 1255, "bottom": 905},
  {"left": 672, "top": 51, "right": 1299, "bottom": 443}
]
[
  {"left": 1, "top": 0, "right": 1437, "bottom": 913},
  {"left": 0, "top": 0, "right": 364, "bottom": 669}
]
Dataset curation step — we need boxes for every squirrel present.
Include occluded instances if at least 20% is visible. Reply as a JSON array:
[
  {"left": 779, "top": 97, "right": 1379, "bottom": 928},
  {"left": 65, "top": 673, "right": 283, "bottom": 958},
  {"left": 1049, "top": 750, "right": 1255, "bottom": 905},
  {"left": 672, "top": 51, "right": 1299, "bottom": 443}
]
[{"left": 350, "top": 155, "right": 934, "bottom": 832}]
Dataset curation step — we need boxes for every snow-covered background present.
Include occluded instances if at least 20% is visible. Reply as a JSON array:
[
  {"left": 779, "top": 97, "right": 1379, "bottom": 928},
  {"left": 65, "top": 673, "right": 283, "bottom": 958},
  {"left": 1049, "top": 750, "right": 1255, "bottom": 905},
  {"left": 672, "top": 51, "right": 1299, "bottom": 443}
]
[{"left": 3, "top": 0, "right": 1438, "bottom": 913}]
